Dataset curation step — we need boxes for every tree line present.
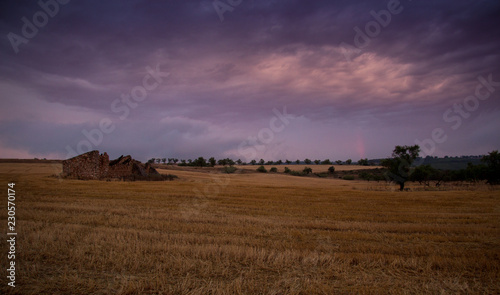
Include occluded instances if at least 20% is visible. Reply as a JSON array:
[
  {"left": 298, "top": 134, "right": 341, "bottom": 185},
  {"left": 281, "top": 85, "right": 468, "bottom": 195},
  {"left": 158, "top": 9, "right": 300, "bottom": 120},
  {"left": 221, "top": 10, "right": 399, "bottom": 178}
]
[{"left": 147, "top": 157, "right": 370, "bottom": 167}]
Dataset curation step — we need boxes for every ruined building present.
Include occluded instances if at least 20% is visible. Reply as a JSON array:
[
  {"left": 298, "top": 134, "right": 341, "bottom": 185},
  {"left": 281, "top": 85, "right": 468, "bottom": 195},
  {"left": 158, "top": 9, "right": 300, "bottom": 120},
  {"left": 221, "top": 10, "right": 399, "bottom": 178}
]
[{"left": 62, "top": 150, "right": 159, "bottom": 180}]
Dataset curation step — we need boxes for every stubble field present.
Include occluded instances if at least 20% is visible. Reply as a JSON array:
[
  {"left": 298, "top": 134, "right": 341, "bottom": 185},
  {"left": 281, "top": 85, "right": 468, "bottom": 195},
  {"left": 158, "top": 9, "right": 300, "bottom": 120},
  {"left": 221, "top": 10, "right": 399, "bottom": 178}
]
[{"left": 0, "top": 163, "right": 499, "bottom": 294}]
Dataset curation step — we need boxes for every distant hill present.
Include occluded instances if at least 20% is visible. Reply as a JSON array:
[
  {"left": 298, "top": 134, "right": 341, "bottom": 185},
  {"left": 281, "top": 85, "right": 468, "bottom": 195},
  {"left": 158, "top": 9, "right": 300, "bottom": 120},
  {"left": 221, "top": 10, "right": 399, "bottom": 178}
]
[{"left": 367, "top": 156, "right": 485, "bottom": 171}]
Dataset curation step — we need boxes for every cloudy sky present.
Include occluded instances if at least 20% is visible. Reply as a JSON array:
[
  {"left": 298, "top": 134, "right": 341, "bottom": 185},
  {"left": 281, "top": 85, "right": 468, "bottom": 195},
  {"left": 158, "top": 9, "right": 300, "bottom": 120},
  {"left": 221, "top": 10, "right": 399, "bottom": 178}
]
[{"left": 1, "top": 0, "right": 499, "bottom": 162}]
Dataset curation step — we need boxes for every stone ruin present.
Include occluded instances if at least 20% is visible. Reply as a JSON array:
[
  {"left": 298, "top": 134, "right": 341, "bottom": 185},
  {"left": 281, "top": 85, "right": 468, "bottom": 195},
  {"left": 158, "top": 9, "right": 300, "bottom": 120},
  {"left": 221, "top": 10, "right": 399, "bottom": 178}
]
[{"left": 62, "top": 150, "right": 159, "bottom": 180}]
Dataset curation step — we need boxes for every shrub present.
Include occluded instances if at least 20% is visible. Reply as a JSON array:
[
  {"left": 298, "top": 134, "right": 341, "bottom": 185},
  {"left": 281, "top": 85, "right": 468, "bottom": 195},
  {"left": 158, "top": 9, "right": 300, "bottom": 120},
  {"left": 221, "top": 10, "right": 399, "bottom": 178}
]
[
  {"left": 303, "top": 167, "right": 312, "bottom": 174},
  {"left": 328, "top": 166, "right": 335, "bottom": 173},
  {"left": 257, "top": 165, "right": 267, "bottom": 173},
  {"left": 359, "top": 172, "right": 372, "bottom": 181},
  {"left": 270, "top": 167, "right": 278, "bottom": 173},
  {"left": 223, "top": 166, "right": 237, "bottom": 174},
  {"left": 342, "top": 175, "right": 355, "bottom": 180},
  {"left": 284, "top": 167, "right": 291, "bottom": 174}
]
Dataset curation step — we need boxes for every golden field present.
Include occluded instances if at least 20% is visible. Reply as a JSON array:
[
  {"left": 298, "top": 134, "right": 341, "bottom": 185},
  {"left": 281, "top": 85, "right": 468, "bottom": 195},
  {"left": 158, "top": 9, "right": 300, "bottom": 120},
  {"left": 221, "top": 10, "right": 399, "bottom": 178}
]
[{"left": 0, "top": 163, "right": 499, "bottom": 294}]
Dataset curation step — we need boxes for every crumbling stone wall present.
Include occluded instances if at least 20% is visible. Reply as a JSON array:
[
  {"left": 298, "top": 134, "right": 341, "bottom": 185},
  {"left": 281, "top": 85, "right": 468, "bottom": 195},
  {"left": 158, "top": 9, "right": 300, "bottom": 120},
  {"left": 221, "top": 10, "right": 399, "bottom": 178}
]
[{"left": 62, "top": 150, "right": 158, "bottom": 180}]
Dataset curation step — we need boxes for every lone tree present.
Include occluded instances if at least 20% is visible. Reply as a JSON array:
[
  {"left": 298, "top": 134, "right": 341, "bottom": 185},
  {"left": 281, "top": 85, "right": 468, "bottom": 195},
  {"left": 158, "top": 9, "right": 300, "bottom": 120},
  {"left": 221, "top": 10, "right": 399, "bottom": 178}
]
[{"left": 382, "top": 145, "right": 421, "bottom": 191}]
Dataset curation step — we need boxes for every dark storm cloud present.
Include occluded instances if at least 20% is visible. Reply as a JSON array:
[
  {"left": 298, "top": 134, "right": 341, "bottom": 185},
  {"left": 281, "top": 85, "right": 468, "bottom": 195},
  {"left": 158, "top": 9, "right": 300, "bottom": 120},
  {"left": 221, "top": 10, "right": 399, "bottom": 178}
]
[{"left": 0, "top": 0, "right": 499, "bottom": 160}]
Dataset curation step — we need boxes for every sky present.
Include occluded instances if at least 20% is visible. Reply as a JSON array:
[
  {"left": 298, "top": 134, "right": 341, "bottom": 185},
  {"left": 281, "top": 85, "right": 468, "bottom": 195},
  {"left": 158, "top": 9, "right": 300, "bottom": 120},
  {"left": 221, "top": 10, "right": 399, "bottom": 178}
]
[{"left": 0, "top": 0, "right": 499, "bottom": 162}]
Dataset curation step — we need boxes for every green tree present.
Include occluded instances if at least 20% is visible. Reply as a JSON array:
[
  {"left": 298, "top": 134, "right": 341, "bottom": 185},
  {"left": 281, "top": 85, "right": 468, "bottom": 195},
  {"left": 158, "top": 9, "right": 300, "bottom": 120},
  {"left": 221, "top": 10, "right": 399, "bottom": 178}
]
[
  {"left": 328, "top": 166, "right": 335, "bottom": 174},
  {"left": 304, "top": 159, "right": 312, "bottom": 164},
  {"left": 209, "top": 157, "right": 216, "bottom": 167},
  {"left": 250, "top": 159, "right": 257, "bottom": 165},
  {"left": 259, "top": 159, "right": 265, "bottom": 165},
  {"left": 270, "top": 167, "right": 278, "bottom": 173},
  {"left": 382, "top": 145, "right": 421, "bottom": 191},
  {"left": 358, "top": 158, "right": 369, "bottom": 166},
  {"left": 303, "top": 167, "right": 312, "bottom": 174},
  {"left": 314, "top": 160, "right": 321, "bottom": 165},
  {"left": 321, "top": 159, "right": 332, "bottom": 165},
  {"left": 295, "top": 159, "right": 300, "bottom": 164},
  {"left": 346, "top": 159, "right": 352, "bottom": 165}
]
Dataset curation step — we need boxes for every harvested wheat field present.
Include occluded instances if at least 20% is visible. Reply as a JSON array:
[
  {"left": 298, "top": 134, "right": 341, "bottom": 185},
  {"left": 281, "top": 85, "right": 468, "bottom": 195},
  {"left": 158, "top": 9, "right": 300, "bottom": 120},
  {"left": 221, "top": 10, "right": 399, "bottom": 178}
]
[{"left": 1, "top": 163, "right": 499, "bottom": 294}]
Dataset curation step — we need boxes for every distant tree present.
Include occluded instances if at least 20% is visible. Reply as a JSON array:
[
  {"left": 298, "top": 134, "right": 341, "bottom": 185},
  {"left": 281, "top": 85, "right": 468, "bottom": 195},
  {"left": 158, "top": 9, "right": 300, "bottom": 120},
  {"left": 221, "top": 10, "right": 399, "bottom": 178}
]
[
  {"left": 314, "top": 160, "right": 321, "bottom": 165},
  {"left": 236, "top": 159, "right": 243, "bottom": 165},
  {"left": 285, "top": 159, "right": 291, "bottom": 165},
  {"left": 156, "top": 158, "right": 161, "bottom": 164},
  {"left": 270, "top": 167, "right": 278, "bottom": 173},
  {"left": 482, "top": 150, "right": 500, "bottom": 185},
  {"left": 346, "top": 159, "right": 352, "bottom": 165},
  {"left": 328, "top": 166, "right": 335, "bottom": 174},
  {"left": 382, "top": 145, "right": 421, "bottom": 191},
  {"left": 193, "top": 157, "right": 207, "bottom": 167},
  {"left": 410, "top": 165, "right": 438, "bottom": 186},
  {"left": 265, "top": 161, "right": 274, "bottom": 165},
  {"left": 209, "top": 157, "right": 216, "bottom": 167},
  {"left": 218, "top": 159, "right": 227, "bottom": 166},
  {"left": 180, "top": 159, "right": 186, "bottom": 164},
  {"left": 173, "top": 158, "right": 179, "bottom": 164},
  {"left": 295, "top": 160, "right": 300, "bottom": 164},
  {"left": 358, "top": 158, "right": 369, "bottom": 166},
  {"left": 303, "top": 167, "right": 312, "bottom": 174},
  {"left": 304, "top": 159, "right": 312, "bottom": 164},
  {"left": 161, "top": 158, "right": 167, "bottom": 164},
  {"left": 276, "top": 159, "right": 283, "bottom": 165},
  {"left": 147, "top": 158, "right": 155, "bottom": 164},
  {"left": 250, "top": 159, "right": 257, "bottom": 165},
  {"left": 187, "top": 159, "right": 192, "bottom": 164},
  {"left": 335, "top": 160, "right": 342, "bottom": 165},
  {"left": 259, "top": 159, "right": 265, "bottom": 165},
  {"left": 321, "top": 159, "right": 332, "bottom": 165},
  {"left": 227, "top": 159, "right": 235, "bottom": 167}
]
